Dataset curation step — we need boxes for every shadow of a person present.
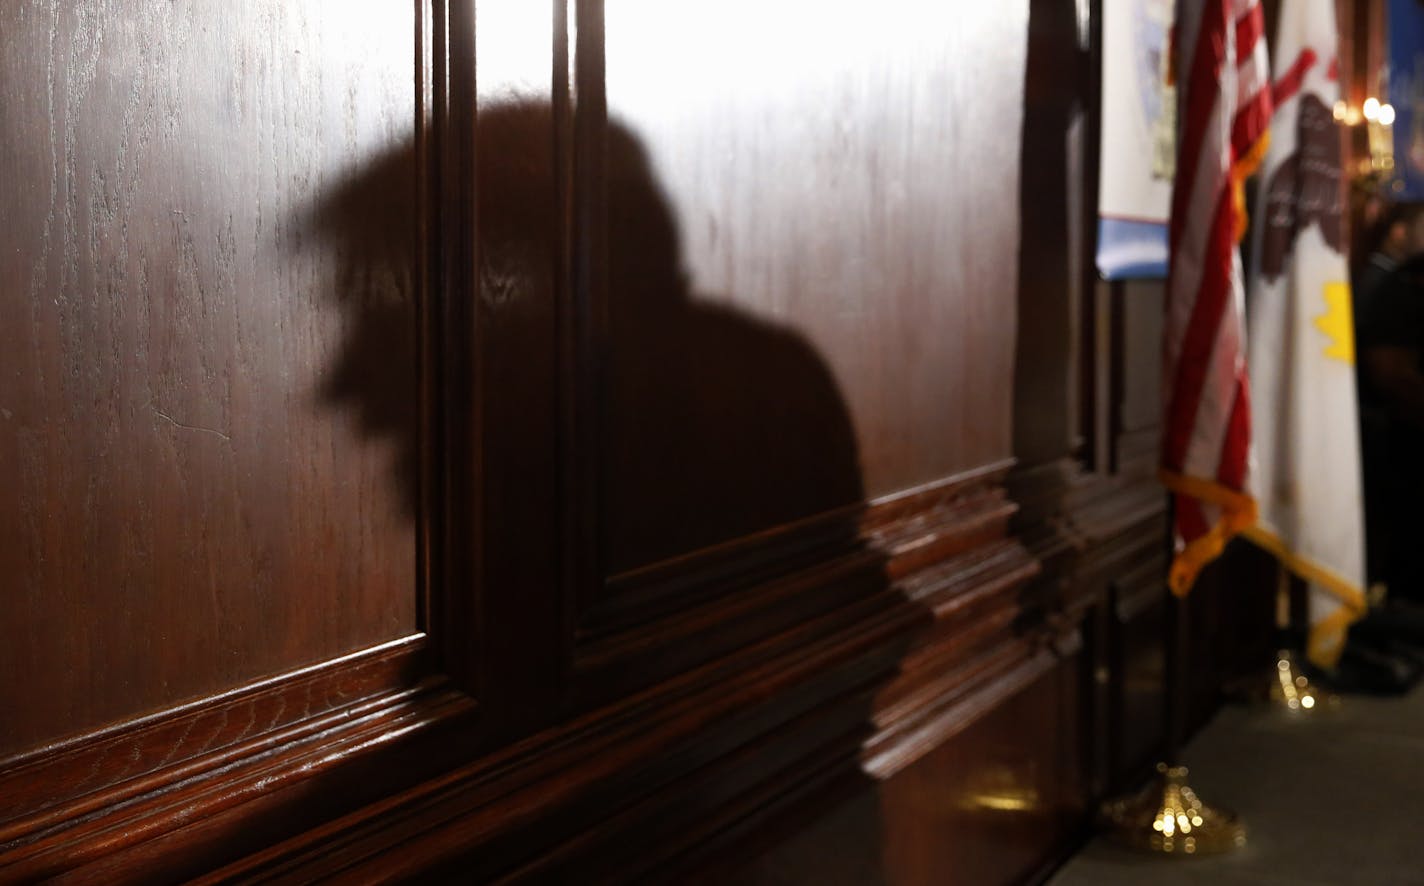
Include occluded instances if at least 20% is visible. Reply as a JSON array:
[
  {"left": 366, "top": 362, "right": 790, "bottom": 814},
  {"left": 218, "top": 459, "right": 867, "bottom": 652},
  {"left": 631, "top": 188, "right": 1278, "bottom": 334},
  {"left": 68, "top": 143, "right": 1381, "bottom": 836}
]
[
  {"left": 600, "top": 113, "right": 865, "bottom": 573},
  {"left": 304, "top": 138, "right": 420, "bottom": 518},
  {"left": 299, "top": 100, "right": 923, "bottom": 883},
  {"left": 310, "top": 102, "right": 865, "bottom": 575}
]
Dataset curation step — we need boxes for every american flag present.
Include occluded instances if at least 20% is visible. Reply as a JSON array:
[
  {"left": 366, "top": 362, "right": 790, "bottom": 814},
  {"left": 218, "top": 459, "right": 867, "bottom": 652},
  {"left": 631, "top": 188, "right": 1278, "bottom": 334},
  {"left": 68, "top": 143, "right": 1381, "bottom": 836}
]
[{"left": 1161, "top": 0, "right": 1272, "bottom": 594}]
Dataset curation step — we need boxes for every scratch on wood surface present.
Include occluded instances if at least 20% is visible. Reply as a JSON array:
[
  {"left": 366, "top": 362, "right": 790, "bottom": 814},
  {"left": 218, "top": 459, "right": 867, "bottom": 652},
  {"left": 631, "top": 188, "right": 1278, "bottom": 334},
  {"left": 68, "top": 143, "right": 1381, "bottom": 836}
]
[{"left": 151, "top": 406, "right": 231, "bottom": 441}]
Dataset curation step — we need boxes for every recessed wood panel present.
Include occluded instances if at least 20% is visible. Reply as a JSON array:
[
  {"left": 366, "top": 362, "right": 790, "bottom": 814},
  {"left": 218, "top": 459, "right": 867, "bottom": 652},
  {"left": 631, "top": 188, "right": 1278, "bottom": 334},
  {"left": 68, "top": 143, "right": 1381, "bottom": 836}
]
[
  {"left": 0, "top": 1, "right": 419, "bottom": 759},
  {"left": 1119, "top": 281, "right": 1164, "bottom": 434},
  {"left": 600, "top": 1, "right": 1030, "bottom": 572},
  {"left": 735, "top": 654, "right": 1086, "bottom": 886}
]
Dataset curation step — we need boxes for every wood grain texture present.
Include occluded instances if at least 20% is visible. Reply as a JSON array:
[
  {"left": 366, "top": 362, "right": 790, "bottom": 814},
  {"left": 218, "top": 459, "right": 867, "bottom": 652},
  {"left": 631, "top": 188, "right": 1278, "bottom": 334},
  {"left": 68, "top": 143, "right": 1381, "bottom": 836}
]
[
  {"left": 0, "top": 638, "right": 429, "bottom": 835},
  {"left": 0, "top": 681, "right": 474, "bottom": 886},
  {"left": 0, "top": 0, "right": 421, "bottom": 759}
]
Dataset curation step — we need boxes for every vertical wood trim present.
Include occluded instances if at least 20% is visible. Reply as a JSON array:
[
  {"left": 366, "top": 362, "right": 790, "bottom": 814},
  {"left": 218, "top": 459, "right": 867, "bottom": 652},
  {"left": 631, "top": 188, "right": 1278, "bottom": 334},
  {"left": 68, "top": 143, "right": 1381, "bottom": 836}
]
[
  {"left": 1108, "top": 279, "right": 1126, "bottom": 472},
  {"left": 553, "top": 0, "right": 579, "bottom": 684},
  {"left": 552, "top": 0, "right": 611, "bottom": 698},
  {"left": 1077, "top": 0, "right": 1128, "bottom": 478},
  {"left": 416, "top": 0, "right": 437, "bottom": 636},
  {"left": 1073, "top": 0, "right": 1102, "bottom": 463},
  {"left": 1091, "top": 280, "right": 1113, "bottom": 474},
  {"left": 570, "top": 0, "right": 609, "bottom": 626},
  {"left": 433, "top": 0, "right": 483, "bottom": 691}
]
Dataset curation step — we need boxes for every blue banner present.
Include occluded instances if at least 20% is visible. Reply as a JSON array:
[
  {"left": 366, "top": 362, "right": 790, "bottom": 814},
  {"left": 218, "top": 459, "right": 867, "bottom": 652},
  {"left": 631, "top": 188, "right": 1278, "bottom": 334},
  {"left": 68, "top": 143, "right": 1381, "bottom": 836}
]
[
  {"left": 1389, "top": 0, "right": 1424, "bottom": 199},
  {"left": 1097, "top": 0, "right": 1175, "bottom": 280},
  {"left": 1098, "top": 217, "right": 1170, "bottom": 279}
]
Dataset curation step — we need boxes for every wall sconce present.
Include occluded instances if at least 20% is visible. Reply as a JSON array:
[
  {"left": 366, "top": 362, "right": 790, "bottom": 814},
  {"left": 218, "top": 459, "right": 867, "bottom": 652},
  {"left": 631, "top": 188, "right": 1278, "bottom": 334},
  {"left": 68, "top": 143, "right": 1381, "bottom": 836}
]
[
  {"left": 1336, "top": 97, "right": 1396, "bottom": 176},
  {"left": 1333, "top": 99, "right": 1361, "bottom": 125},
  {"left": 1366, "top": 96, "right": 1396, "bottom": 175}
]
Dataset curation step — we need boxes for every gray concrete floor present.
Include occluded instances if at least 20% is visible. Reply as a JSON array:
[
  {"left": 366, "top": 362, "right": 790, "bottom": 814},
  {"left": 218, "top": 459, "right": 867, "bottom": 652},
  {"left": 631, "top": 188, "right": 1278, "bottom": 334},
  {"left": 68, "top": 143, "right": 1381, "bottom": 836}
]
[{"left": 1050, "top": 682, "right": 1424, "bottom": 886}]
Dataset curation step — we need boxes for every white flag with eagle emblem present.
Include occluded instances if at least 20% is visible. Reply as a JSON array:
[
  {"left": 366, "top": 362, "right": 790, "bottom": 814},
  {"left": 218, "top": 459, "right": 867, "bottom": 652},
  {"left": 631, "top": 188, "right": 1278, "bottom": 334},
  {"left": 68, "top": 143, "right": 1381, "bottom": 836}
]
[{"left": 1244, "top": 0, "right": 1366, "bottom": 668}]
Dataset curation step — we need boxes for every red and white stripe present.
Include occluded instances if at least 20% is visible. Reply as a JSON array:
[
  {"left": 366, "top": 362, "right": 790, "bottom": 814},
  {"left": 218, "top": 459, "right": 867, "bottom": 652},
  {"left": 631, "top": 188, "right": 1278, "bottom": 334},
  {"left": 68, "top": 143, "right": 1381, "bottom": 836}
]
[{"left": 1162, "top": 0, "right": 1271, "bottom": 590}]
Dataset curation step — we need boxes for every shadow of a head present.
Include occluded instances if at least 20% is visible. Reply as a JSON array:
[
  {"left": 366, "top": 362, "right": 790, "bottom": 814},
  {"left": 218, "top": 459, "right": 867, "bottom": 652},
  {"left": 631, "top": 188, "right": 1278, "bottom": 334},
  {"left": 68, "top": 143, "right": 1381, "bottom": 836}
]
[
  {"left": 302, "top": 137, "right": 420, "bottom": 515},
  {"left": 305, "top": 101, "right": 863, "bottom": 567}
]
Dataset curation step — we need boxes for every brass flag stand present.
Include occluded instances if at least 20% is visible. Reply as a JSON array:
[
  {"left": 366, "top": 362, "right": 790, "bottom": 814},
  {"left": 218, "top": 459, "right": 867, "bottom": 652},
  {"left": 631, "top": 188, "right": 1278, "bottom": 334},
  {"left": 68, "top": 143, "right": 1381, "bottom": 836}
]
[
  {"left": 1263, "top": 568, "right": 1330, "bottom": 712},
  {"left": 1101, "top": 517, "right": 1247, "bottom": 855},
  {"left": 1227, "top": 568, "right": 1332, "bottom": 712},
  {"left": 1268, "top": 648, "right": 1325, "bottom": 711},
  {"left": 1101, "top": 760, "right": 1247, "bottom": 854}
]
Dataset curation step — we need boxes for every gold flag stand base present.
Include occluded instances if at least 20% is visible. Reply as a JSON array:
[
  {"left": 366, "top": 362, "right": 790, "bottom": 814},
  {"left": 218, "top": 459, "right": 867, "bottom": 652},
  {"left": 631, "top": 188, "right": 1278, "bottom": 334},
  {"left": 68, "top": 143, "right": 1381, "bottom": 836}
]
[
  {"left": 1267, "top": 649, "right": 1331, "bottom": 712},
  {"left": 1223, "top": 649, "right": 1336, "bottom": 712},
  {"left": 1101, "top": 763, "right": 1247, "bottom": 855}
]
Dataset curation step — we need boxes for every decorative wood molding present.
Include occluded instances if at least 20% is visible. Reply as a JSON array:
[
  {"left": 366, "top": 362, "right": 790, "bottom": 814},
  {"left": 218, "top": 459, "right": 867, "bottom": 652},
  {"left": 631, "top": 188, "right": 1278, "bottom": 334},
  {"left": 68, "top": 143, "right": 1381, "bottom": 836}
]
[
  {"left": 572, "top": 461, "right": 1021, "bottom": 698},
  {"left": 1009, "top": 456, "right": 1166, "bottom": 616},
  {"left": 0, "top": 648, "right": 476, "bottom": 883},
  {"left": 0, "top": 637, "right": 432, "bottom": 835},
  {"left": 0, "top": 456, "right": 1062, "bottom": 883},
  {"left": 136, "top": 462, "right": 1071, "bottom": 884},
  {"left": 865, "top": 636, "right": 1078, "bottom": 781}
]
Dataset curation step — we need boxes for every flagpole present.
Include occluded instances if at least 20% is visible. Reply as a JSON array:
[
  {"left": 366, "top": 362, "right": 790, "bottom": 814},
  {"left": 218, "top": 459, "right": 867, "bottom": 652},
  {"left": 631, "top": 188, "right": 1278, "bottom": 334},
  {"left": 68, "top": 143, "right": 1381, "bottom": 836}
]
[
  {"left": 1160, "top": 495, "right": 1187, "bottom": 765},
  {"left": 1164, "top": 558, "right": 1188, "bottom": 763}
]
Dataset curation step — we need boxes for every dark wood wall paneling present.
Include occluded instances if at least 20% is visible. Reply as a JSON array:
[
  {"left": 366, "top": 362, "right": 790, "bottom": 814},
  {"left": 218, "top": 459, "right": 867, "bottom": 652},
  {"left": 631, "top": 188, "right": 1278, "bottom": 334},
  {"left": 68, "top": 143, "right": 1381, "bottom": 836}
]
[
  {"left": 0, "top": 2, "right": 485, "bottom": 879},
  {"left": 0, "top": 0, "right": 1058, "bottom": 880},
  {"left": 0, "top": 0, "right": 423, "bottom": 762},
  {"left": 1, "top": 1, "right": 1273, "bottom": 883}
]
